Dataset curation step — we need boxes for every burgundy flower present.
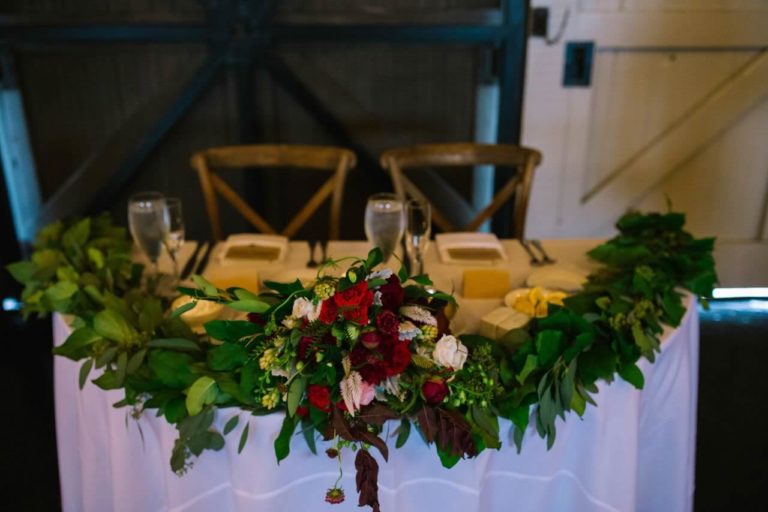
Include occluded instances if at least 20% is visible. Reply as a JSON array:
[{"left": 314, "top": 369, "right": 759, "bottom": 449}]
[
  {"left": 359, "top": 364, "right": 387, "bottom": 386},
  {"left": 385, "top": 341, "right": 412, "bottom": 376},
  {"left": 246, "top": 312, "right": 266, "bottom": 326},
  {"left": 376, "top": 310, "right": 400, "bottom": 337},
  {"left": 360, "top": 331, "right": 383, "bottom": 349},
  {"left": 379, "top": 275, "right": 404, "bottom": 310},
  {"left": 307, "top": 385, "right": 331, "bottom": 412},
  {"left": 422, "top": 378, "right": 449, "bottom": 404},
  {"left": 295, "top": 406, "right": 309, "bottom": 417}
]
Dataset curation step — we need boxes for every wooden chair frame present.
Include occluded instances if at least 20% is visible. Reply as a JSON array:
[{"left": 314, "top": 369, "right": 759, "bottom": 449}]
[
  {"left": 191, "top": 144, "right": 356, "bottom": 241},
  {"left": 380, "top": 143, "right": 542, "bottom": 238}
]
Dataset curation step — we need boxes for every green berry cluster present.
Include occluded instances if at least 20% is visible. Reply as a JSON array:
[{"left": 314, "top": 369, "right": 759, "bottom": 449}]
[{"left": 314, "top": 281, "right": 335, "bottom": 300}]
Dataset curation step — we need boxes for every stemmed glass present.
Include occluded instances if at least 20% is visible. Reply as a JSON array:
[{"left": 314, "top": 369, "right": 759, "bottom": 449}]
[
  {"left": 404, "top": 199, "right": 431, "bottom": 276},
  {"left": 163, "top": 198, "right": 185, "bottom": 281},
  {"left": 128, "top": 192, "right": 169, "bottom": 282},
  {"left": 364, "top": 193, "right": 405, "bottom": 264}
]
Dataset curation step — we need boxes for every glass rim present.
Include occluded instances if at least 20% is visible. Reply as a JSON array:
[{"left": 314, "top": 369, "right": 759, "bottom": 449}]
[{"left": 367, "top": 192, "right": 400, "bottom": 202}]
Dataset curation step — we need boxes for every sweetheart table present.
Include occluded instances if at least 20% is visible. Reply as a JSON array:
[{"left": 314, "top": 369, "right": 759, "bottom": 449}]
[{"left": 53, "top": 240, "right": 699, "bottom": 512}]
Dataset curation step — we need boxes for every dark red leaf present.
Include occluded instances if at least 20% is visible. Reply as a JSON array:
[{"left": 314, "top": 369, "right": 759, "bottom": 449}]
[
  {"left": 357, "top": 403, "right": 400, "bottom": 427},
  {"left": 332, "top": 408, "right": 357, "bottom": 442},
  {"left": 416, "top": 406, "right": 438, "bottom": 444},
  {"left": 355, "top": 449, "right": 380, "bottom": 512},
  {"left": 354, "top": 428, "right": 389, "bottom": 462}
]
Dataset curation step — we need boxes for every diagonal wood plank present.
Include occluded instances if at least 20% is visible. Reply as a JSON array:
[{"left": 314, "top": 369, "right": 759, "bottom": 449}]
[{"left": 575, "top": 50, "right": 768, "bottom": 233}]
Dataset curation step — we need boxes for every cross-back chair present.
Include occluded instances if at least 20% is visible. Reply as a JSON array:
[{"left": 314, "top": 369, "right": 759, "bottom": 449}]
[
  {"left": 191, "top": 144, "right": 356, "bottom": 241},
  {"left": 380, "top": 143, "right": 542, "bottom": 238}
]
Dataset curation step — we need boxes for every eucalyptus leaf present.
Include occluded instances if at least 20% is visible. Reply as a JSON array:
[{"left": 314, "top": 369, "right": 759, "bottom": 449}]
[
  {"left": 185, "top": 376, "right": 219, "bottom": 416},
  {"left": 227, "top": 300, "right": 270, "bottom": 314},
  {"left": 78, "top": 358, "right": 93, "bottom": 389},
  {"left": 238, "top": 422, "right": 250, "bottom": 454},
  {"left": 223, "top": 415, "right": 240, "bottom": 435},
  {"left": 147, "top": 338, "right": 201, "bottom": 352},
  {"left": 287, "top": 376, "right": 307, "bottom": 417}
]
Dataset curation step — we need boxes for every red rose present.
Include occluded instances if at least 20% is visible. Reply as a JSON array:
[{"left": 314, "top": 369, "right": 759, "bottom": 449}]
[
  {"left": 298, "top": 336, "right": 316, "bottom": 360},
  {"left": 422, "top": 378, "right": 449, "bottom": 404},
  {"left": 318, "top": 300, "right": 338, "bottom": 324},
  {"left": 307, "top": 385, "right": 331, "bottom": 412},
  {"left": 334, "top": 281, "right": 369, "bottom": 308},
  {"left": 360, "top": 331, "right": 382, "bottom": 349},
  {"left": 379, "top": 275, "right": 404, "bottom": 310},
  {"left": 341, "top": 285, "right": 374, "bottom": 325},
  {"left": 385, "top": 341, "right": 412, "bottom": 376},
  {"left": 376, "top": 310, "right": 400, "bottom": 337}
]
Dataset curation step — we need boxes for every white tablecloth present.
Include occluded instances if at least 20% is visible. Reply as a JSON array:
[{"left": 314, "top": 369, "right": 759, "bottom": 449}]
[{"left": 54, "top": 241, "right": 699, "bottom": 512}]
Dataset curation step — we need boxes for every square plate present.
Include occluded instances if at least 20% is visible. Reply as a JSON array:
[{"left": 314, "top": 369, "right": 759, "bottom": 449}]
[{"left": 435, "top": 232, "right": 507, "bottom": 264}]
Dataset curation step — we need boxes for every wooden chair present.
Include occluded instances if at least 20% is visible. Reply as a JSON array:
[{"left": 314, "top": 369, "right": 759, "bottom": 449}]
[
  {"left": 191, "top": 144, "right": 356, "bottom": 241},
  {"left": 380, "top": 143, "right": 542, "bottom": 238}
]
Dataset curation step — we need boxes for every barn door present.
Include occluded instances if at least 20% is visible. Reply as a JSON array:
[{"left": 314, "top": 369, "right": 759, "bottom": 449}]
[{"left": 522, "top": 1, "right": 768, "bottom": 285}]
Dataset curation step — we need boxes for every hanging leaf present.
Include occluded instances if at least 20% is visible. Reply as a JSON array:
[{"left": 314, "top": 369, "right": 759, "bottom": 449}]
[
  {"left": 223, "top": 415, "right": 239, "bottom": 435},
  {"left": 185, "top": 376, "right": 218, "bottom": 416},
  {"left": 274, "top": 415, "right": 296, "bottom": 463},
  {"left": 238, "top": 421, "right": 250, "bottom": 454},
  {"left": 287, "top": 376, "right": 307, "bottom": 417},
  {"left": 78, "top": 358, "right": 93, "bottom": 389},
  {"left": 355, "top": 449, "right": 381, "bottom": 512}
]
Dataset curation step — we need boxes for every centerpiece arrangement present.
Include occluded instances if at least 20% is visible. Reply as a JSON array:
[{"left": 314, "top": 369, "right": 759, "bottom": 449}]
[{"left": 7, "top": 210, "right": 717, "bottom": 511}]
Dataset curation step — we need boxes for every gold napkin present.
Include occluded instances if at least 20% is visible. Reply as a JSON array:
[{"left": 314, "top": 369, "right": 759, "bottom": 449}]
[{"left": 462, "top": 269, "right": 511, "bottom": 299}]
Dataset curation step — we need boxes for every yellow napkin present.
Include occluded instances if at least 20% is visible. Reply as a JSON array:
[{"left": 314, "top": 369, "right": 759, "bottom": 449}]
[{"left": 463, "top": 269, "right": 511, "bottom": 299}]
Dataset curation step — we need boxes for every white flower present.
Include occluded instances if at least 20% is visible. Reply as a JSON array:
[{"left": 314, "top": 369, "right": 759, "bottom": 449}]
[
  {"left": 291, "top": 297, "right": 322, "bottom": 322},
  {"left": 399, "top": 305, "right": 437, "bottom": 326},
  {"left": 373, "top": 290, "right": 383, "bottom": 306},
  {"left": 432, "top": 334, "right": 468, "bottom": 370},
  {"left": 367, "top": 269, "right": 393, "bottom": 281},
  {"left": 398, "top": 320, "right": 421, "bottom": 341},
  {"left": 375, "top": 375, "right": 405, "bottom": 402}
]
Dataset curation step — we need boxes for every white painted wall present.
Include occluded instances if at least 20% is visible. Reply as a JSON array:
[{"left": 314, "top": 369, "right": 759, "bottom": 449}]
[{"left": 520, "top": 0, "right": 768, "bottom": 284}]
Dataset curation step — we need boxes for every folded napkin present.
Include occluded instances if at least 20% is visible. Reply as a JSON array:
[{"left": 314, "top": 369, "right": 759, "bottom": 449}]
[
  {"left": 463, "top": 269, "right": 511, "bottom": 299},
  {"left": 436, "top": 232, "right": 506, "bottom": 265},
  {"left": 218, "top": 234, "right": 288, "bottom": 264}
]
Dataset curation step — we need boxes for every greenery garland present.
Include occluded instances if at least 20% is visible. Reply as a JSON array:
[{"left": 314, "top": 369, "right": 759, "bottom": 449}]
[{"left": 8, "top": 210, "right": 716, "bottom": 511}]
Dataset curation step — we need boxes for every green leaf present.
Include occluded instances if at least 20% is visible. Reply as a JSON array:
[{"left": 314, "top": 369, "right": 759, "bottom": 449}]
[
  {"left": 570, "top": 389, "right": 587, "bottom": 416},
  {"left": 87, "top": 247, "right": 105, "bottom": 269},
  {"left": 618, "top": 362, "right": 645, "bottom": 389},
  {"left": 223, "top": 415, "right": 240, "bottom": 435},
  {"left": 470, "top": 405, "right": 500, "bottom": 449},
  {"left": 204, "top": 320, "right": 260, "bottom": 342},
  {"left": 185, "top": 376, "right": 219, "bottom": 416},
  {"left": 263, "top": 279, "right": 304, "bottom": 296},
  {"left": 436, "top": 444, "right": 461, "bottom": 468},
  {"left": 631, "top": 323, "right": 659, "bottom": 361},
  {"left": 191, "top": 275, "right": 218, "bottom": 296},
  {"left": 397, "top": 264, "right": 408, "bottom": 283},
  {"left": 115, "top": 351, "right": 128, "bottom": 386},
  {"left": 78, "top": 359, "right": 93, "bottom": 389},
  {"left": 92, "top": 370, "right": 120, "bottom": 390},
  {"left": 171, "top": 300, "right": 196, "bottom": 318},
  {"left": 95, "top": 346, "right": 118, "bottom": 368},
  {"left": 395, "top": 418, "right": 411, "bottom": 449},
  {"left": 365, "top": 247, "right": 383, "bottom": 271},
  {"left": 44, "top": 281, "right": 79, "bottom": 305},
  {"left": 301, "top": 417, "right": 317, "bottom": 455},
  {"left": 147, "top": 338, "right": 201, "bottom": 352},
  {"left": 411, "top": 274, "right": 433, "bottom": 286},
  {"left": 227, "top": 300, "right": 270, "bottom": 314},
  {"left": 93, "top": 309, "right": 136, "bottom": 344},
  {"left": 238, "top": 422, "right": 250, "bottom": 454},
  {"left": 164, "top": 397, "right": 187, "bottom": 423},
  {"left": 148, "top": 350, "right": 196, "bottom": 389},
  {"left": 138, "top": 298, "right": 164, "bottom": 334},
  {"left": 508, "top": 405, "right": 530, "bottom": 433},
  {"left": 61, "top": 218, "right": 90, "bottom": 250},
  {"left": 287, "top": 376, "right": 307, "bottom": 417},
  {"left": 54, "top": 326, "right": 101, "bottom": 360},
  {"left": 232, "top": 288, "right": 260, "bottom": 301},
  {"left": 274, "top": 415, "right": 296, "bottom": 463},
  {"left": 516, "top": 354, "right": 538, "bottom": 384},
  {"left": 207, "top": 343, "right": 248, "bottom": 371},
  {"left": 578, "top": 344, "right": 618, "bottom": 383},
  {"left": 535, "top": 330, "right": 565, "bottom": 368},
  {"left": 6, "top": 261, "right": 36, "bottom": 284},
  {"left": 126, "top": 348, "right": 147, "bottom": 374}
]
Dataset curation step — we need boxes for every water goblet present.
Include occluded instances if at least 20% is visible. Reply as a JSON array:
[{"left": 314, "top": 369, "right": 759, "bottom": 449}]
[
  {"left": 364, "top": 193, "right": 405, "bottom": 264},
  {"left": 404, "top": 199, "right": 431, "bottom": 276},
  {"left": 128, "top": 191, "right": 169, "bottom": 281}
]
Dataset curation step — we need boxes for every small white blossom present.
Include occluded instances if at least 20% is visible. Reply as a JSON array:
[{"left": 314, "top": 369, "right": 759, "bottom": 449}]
[
  {"left": 432, "top": 334, "right": 468, "bottom": 370},
  {"left": 367, "top": 269, "right": 393, "bottom": 281},
  {"left": 373, "top": 290, "right": 383, "bottom": 306},
  {"left": 400, "top": 305, "right": 437, "bottom": 326},
  {"left": 291, "top": 297, "right": 322, "bottom": 322},
  {"left": 398, "top": 320, "right": 421, "bottom": 341}
]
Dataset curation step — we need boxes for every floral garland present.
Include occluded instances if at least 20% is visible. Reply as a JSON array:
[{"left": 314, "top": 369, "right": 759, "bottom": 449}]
[{"left": 8, "top": 211, "right": 717, "bottom": 511}]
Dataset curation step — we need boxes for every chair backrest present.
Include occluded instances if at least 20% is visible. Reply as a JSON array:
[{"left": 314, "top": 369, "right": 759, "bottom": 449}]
[
  {"left": 191, "top": 144, "right": 356, "bottom": 241},
  {"left": 380, "top": 143, "right": 542, "bottom": 238}
]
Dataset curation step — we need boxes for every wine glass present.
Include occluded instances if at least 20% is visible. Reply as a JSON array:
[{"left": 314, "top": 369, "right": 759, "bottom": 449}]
[
  {"left": 404, "top": 199, "right": 431, "bottom": 276},
  {"left": 128, "top": 192, "right": 169, "bottom": 280},
  {"left": 364, "top": 193, "right": 405, "bottom": 264},
  {"left": 163, "top": 198, "right": 185, "bottom": 280}
]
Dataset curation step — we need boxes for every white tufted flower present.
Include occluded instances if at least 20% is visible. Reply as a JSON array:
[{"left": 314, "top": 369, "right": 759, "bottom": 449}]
[
  {"left": 399, "top": 305, "right": 437, "bottom": 326},
  {"left": 367, "top": 269, "right": 393, "bottom": 281}
]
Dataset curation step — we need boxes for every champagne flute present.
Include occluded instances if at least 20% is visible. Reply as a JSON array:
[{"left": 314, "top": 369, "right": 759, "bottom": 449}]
[
  {"left": 404, "top": 199, "right": 431, "bottom": 276},
  {"left": 164, "top": 198, "right": 185, "bottom": 281},
  {"left": 128, "top": 192, "right": 169, "bottom": 280},
  {"left": 364, "top": 193, "right": 405, "bottom": 264}
]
